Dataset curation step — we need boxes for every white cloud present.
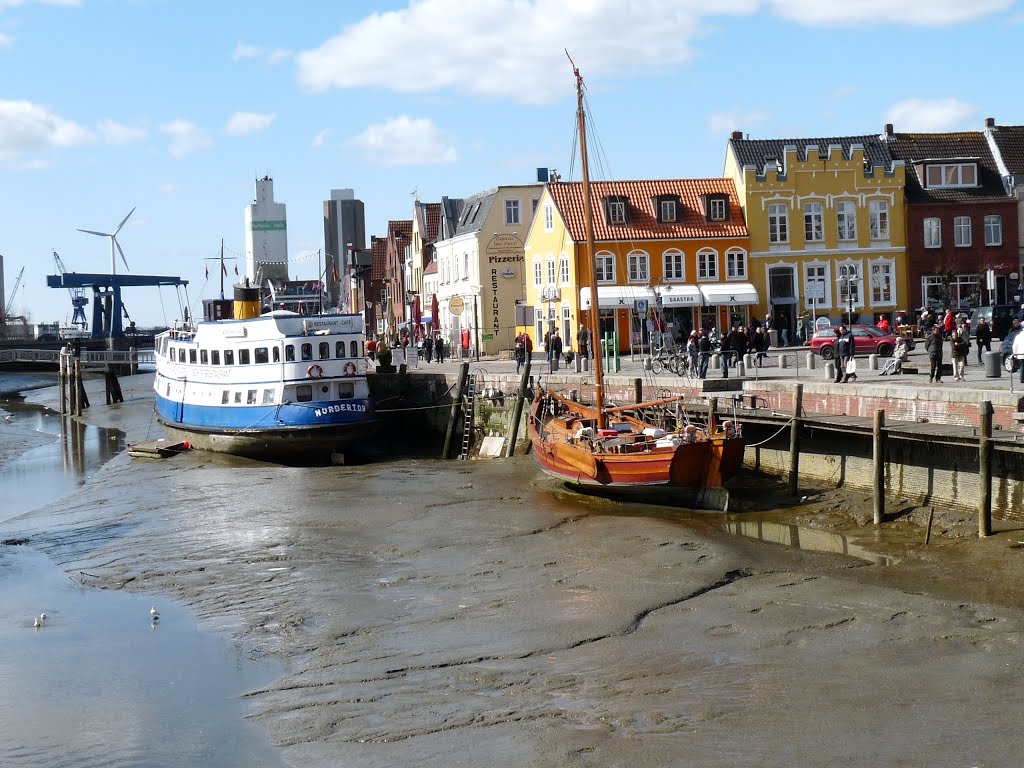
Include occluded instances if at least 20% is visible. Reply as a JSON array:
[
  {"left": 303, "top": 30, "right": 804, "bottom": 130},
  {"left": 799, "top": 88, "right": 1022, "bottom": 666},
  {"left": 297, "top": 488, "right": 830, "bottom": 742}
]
[
  {"left": 160, "top": 118, "right": 211, "bottom": 158},
  {"left": 0, "top": 0, "right": 80, "bottom": 8},
  {"left": 224, "top": 111, "right": 275, "bottom": 137},
  {"left": 232, "top": 42, "right": 263, "bottom": 60},
  {"left": 312, "top": 129, "right": 328, "bottom": 148},
  {"left": 351, "top": 116, "right": 457, "bottom": 166},
  {"left": 0, "top": 32, "right": 12, "bottom": 47},
  {"left": 97, "top": 118, "right": 146, "bottom": 144},
  {"left": 707, "top": 110, "right": 766, "bottom": 137},
  {"left": 296, "top": 0, "right": 757, "bottom": 104},
  {"left": 267, "top": 48, "right": 291, "bottom": 64},
  {"left": 768, "top": 0, "right": 1013, "bottom": 26},
  {"left": 883, "top": 98, "right": 976, "bottom": 132},
  {"left": 0, "top": 99, "right": 92, "bottom": 158}
]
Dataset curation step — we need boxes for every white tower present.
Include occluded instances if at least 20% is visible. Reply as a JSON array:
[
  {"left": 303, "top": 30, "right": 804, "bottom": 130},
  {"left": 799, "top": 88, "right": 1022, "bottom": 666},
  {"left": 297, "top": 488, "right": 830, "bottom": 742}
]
[{"left": 245, "top": 176, "right": 289, "bottom": 283}]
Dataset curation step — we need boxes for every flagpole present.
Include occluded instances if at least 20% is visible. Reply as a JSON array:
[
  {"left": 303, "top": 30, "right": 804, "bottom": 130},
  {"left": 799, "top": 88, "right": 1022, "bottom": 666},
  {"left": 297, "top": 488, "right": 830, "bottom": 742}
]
[
  {"left": 318, "top": 249, "right": 323, "bottom": 315},
  {"left": 219, "top": 239, "right": 225, "bottom": 299}
]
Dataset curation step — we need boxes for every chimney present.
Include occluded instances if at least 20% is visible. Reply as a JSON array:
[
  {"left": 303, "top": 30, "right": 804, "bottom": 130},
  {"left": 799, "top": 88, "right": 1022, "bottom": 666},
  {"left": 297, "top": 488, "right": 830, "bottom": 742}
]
[
  {"left": 986, "top": 117, "right": 996, "bottom": 129},
  {"left": 731, "top": 130, "right": 743, "bottom": 141},
  {"left": 884, "top": 123, "right": 893, "bottom": 137}
]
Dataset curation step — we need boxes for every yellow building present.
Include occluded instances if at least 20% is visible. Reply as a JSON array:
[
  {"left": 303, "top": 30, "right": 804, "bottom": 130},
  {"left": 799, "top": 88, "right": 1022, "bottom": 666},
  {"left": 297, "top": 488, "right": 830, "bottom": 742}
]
[
  {"left": 724, "top": 132, "right": 908, "bottom": 342},
  {"left": 523, "top": 178, "right": 751, "bottom": 353}
]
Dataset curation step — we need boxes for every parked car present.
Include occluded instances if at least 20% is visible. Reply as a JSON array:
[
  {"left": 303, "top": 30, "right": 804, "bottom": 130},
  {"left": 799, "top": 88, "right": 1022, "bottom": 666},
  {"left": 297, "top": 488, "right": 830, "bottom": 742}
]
[
  {"left": 972, "top": 305, "right": 1018, "bottom": 340},
  {"left": 810, "top": 324, "right": 897, "bottom": 359},
  {"left": 1000, "top": 328, "right": 1021, "bottom": 373}
]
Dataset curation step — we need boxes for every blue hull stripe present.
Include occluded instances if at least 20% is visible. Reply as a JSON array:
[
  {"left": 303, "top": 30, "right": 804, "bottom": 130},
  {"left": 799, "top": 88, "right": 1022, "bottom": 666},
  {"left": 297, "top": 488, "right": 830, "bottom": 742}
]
[{"left": 155, "top": 394, "right": 374, "bottom": 433}]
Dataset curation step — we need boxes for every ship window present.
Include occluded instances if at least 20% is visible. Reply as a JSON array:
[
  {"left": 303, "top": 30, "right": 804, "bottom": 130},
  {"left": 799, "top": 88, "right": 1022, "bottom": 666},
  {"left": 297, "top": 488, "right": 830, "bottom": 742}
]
[
  {"left": 338, "top": 382, "right": 354, "bottom": 398},
  {"left": 189, "top": 349, "right": 197, "bottom": 364},
  {"left": 221, "top": 390, "right": 229, "bottom": 404},
  {"left": 285, "top": 345, "right": 295, "bottom": 362},
  {"left": 296, "top": 385, "right": 313, "bottom": 402},
  {"left": 233, "top": 391, "right": 242, "bottom": 403},
  {"left": 200, "top": 349, "right": 209, "bottom": 365},
  {"left": 350, "top": 340, "right": 358, "bottom": 357},
  {"left": 319, "top": 342, "right": 330, "bottom": 360},
  {"left": 262, "top": 389, "right": 275, "bottom": 404},
  {"left": 255, "top": 347, "right": 268, "bottom": 364},
  {"left": 272, "top": 347, "right": 280, "bottom": 363},
  {"left": 336, "top": 341, "right": 346, "bottom": 358},
  {"left": 301, "top": 343, "right": 312, "bottom": 361},
  {"left": 320, "top": 385, "right": 329, "bottom": 395},
  {"left": 224, "top": 350, "right": 235, "bottom": 365},
  {"left": 211, "top": 350, "right": 221, "bottom": 365},
  {"left": 246, "top": 390, "right": 256, "bottom": 404},
  {"left": 239, "top": 349, "right": 251, "bottom": 365}
]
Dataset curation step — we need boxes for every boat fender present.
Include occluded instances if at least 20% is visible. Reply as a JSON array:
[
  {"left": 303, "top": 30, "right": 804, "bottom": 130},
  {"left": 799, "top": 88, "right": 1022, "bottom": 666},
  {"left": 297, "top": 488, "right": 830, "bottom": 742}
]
[
  {"left": 307, "top": 364, "right": 325, "bottom": 379},
  {"left": 343, "top": 361, "right": 357, "bottom": 377}
]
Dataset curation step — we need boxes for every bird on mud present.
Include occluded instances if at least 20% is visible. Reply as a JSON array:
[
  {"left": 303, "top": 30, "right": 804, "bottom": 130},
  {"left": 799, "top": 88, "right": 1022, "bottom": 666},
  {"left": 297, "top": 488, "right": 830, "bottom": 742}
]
[
  {"left": 39, "top": 613, "right": 47, "bottom": 623},
  {"left": 150, "top": 606, "right": 160, "bottom": 621},
  {"left": 33, "top": 618, "right": 41, "bottom": 629}
]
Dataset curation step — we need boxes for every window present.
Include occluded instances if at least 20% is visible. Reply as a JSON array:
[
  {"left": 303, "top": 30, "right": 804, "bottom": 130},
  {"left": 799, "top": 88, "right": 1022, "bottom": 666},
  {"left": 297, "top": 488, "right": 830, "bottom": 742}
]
[
  {"left": 595, "top": 252, "right": 615, "bottom": 282},
  {"left": 380, "top": 288, "right": 387, "bottom": 303},
  {"left": 804, "top": 201, "right": 824, "bottom": 242},
  {"left": 239, "top": 349, "right": 251, "bottom": 365},
  {"left": 233, "top": 391, "right": 242, "bottom": 404},
  {"left": 273, "top": 347, "right": 280, "bottom": 363},
  {"left": 221, "top": 390, "right": 230, "bottom": 404},
  {"left": 804, "top": 263, "right": 829, "bottom": 308},
  {"left": 836, "top": 201, "right": 857, "bottom": 241},
  {"left": 985, "top": 215, "right": 1003, "bottom": 246},
  {"left": 543, "top": 203, "right": 554, "bottom": 232},
  {"left": 661, "top": 199, "right": 677, "bottom": 222},
  {"left": 559, "top": 256, "right": 569, "bottom": 284},
  {"left": 211, "top": 350, "right": 220, "bottom": 365},
  {"left": 338, "top": 382, "right": 355, "bottom": 398},
  {"left": 262, "top": 389, "right": 275, "bottom": 405},
  {"left": 869, "top": 200, "right": 889, "bottom": 239},
  {"left": 697, "top": 249, "right": 718, "bottom": 280},
  {"left": 533, "top": 259, "right": 542, "bottom": 287},
  {"left": 609, "top": 201, "right": 626, "bottom": 224},
  {"left": 505, "top": 199, "right": 521, "bottom": 225},
  {"left": 188, "top": 349, "right": 197, "bottom": 364},
  {"left": 924, "top": 218, "right": 941, "bottom": 248},
  {"left": 350, "top": 340, "right": 359, "bottom": 357},
  {"left": 709, "top": 198, "right": 726, "bottom": 221},
  {"left": 726, "top": 249, "right": 746, "bottom": 280},
  {"left": 301, "top": 343, "right": 312, "bottom": 361},
  {"left": 255, "top": 347, "right": 268, "bottom": 364},
  {"left": 954, "top": 216, "right": 972, "bottom": 247},
  {"left": 463, "top": 252, "right": 470, "bottom": 280},
  {"left": 285, "top": 345, "right": 295, "bottom": 362},
  {"left": 627, "top": 250, "right": 649, "bottom": 282},
  {"left": 546, "top": 258, "right": 556, "bottom": 284},
  {"left": 317, "top": 342, "right": 328, "bottom": 360},
  {"left": 224, "top": 349, "right": 235, "bottom": 365},
  {"left": 296, "top": 385, "right": 313, "bottom": 402},
  {"left": 837, "top": 262, "right": 861, "bottom": 306},
  {"left": 336, "top": 341, "right": 346, "bottom": 358},
  {"left": 663, "top": 249, "right": 685, "bottom": 281},
  {"left": 925, "top": 163, "right": 977, "bottom": 188},
  {"left": 452, "top": 256, "right": 459, "bottom": 282},
  {"left": 768, "top": 203, "right": 788, "bottom": 243},
  {"left": 200, "top": 349, "right": 209, "bottom": 365},
  {"left": 870, "top": 260, "right": 894, "bottom": 304},
  {"left": 246, "top": 390, "right": 257, "bottom": 405},
  {"left": 532, "top": 197, "right": 539, "bottom": 214}
]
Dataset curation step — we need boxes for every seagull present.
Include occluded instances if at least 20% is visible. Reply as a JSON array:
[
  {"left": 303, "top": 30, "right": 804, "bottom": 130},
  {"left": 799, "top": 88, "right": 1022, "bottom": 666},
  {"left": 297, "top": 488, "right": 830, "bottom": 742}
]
[
  {"left": 150, "top": 606, "right": 158, "bottom": 617},
  {"left": 33, "top": 618, "right": 41, "bottom": 629},
  {"left": 39, "top": 613, "right": 47, "bottom": 622}
]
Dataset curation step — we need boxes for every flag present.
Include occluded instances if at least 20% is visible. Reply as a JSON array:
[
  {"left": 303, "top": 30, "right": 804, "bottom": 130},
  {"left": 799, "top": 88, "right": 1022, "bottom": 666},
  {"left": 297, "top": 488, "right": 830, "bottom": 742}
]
[
  {"left": 205, "top": 264, "right": 208, "bottom": 279},
  {"left": 234, "top": 265, "right": 239, "bottom": 276},
  {"left": 332, "top": 264, "right": 340, "bottom": 282},
  {"left": 221, "top": 262, "right": 228, "bottom": 277}
]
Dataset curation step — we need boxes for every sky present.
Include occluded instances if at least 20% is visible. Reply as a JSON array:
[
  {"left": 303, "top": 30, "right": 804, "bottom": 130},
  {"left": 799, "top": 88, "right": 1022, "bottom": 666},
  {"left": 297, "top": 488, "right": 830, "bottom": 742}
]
[{"left": 2, "top": 0, "right": 1023, "bottom": 328}]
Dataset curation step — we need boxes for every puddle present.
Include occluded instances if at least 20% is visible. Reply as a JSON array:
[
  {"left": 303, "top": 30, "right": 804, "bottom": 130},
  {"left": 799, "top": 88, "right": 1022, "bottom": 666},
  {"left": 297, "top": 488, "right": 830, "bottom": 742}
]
[
  {"left": 0, "top": 545, "right": 283, "bottom": 768},
  {"left": 724, "top": 519, "right": 898, "bottom": 566}
]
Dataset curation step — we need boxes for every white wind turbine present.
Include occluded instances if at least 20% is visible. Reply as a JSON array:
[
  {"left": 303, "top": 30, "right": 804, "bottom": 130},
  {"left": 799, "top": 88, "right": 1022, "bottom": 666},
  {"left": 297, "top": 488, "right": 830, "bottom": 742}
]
[{"left": 77, "top": 207, "right": 136, "bottom": 274}]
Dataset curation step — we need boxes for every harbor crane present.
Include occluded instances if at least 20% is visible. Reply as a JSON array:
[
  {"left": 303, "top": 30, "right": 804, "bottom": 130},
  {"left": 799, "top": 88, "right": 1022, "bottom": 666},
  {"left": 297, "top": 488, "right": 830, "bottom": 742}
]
[
  {"left": 52, "top": 250, "right": 89, "bottom": 329},
  {"left": 5, "top": 265, "right": 24, "bottom": 317}
]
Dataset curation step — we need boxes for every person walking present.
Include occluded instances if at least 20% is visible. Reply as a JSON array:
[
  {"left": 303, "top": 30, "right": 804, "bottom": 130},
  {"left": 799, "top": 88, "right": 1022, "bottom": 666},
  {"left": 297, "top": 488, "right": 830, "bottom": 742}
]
[
  {"left": 549, "top": 330, "right": 563, "bottom": 370},
  {"left": 697, "top": 330, "right": 711, "bottom": 379},
  {"left": 752, "top": 326, "right": 769, "bottom": 366},
  {"left": 423, "top": 334, "right": 434, "bottom": 364},
  {"left": 950, "top": 328, "right": 969, "bottom": 381},
  {"left": 544, "top": 329, "right": 552, "bottom": 363},
  {"left": 942, "top": 308, "right": 955, "bottom": 339},
  {"left": 975, "top": 317, "right": 991, "bottom": 364},
  {"left": 514, "top": 333, "right": 526, "bottom": 373},
  {"left": 435, "top": 334, "right": 446, "bottom": 364},
  {"left": 835, "top": 325, "right": 855, "bottom": 383},
  {"left": 925, "top": 324, "right": 944, "bottom": 383},
  {"left": 576, "top": 324, "right": 589, "bottom": 360},
  {"left": 686, "top": 331, "right": 699, "bottom": 376},
  {"left": 524, "top": 332, "right": 534, "bottom": 363}
]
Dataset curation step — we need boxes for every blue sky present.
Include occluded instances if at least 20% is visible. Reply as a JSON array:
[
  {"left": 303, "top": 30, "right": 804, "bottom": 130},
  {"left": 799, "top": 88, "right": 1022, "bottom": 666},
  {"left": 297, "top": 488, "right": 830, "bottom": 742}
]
[{"left": 2, "top": 0, "right": 1022, "bottom": 327}]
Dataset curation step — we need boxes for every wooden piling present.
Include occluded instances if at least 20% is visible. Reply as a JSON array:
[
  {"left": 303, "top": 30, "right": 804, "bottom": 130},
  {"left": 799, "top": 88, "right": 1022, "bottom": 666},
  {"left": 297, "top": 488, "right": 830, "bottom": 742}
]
[
  {"left": 504, "top": 357, "right": 532, "bottom": 458},
  {"left": 707, "top": 397, "right": 718, "bottom": 429},
  {"left": 873, "top": 409, "right": 885, "bottom": 525},
  {"left": 788, "top": 383, "right": 803, "bottom": 497},
  {"left": 58, "top": 352, "right": 67, "bottom": 415},
  {"left": 633, "top": 377, "right": 643, "bottom": 404},
  {"left": 978, "top": 400, "right": 993, "bottom": 537},
  {"left": 442, "top": 362, "right": 470, "bottom": 459}
]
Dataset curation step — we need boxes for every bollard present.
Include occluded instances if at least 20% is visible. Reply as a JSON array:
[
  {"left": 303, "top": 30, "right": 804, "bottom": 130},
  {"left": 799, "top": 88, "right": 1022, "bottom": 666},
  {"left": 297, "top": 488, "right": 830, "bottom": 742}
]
[
  {"left": 806, "top": 351, "right": 816, "bottom": 370},
  {"left": 574, "top": 354, "right": 582, "bottom": 373},
  {"left": 736, "top": 361, "right": 746, "bottom": 377},
  {"left": 744, "top": 353, "right": 755, "bottom": 368},
  {"left": 711, "top": 353, "right": 721, "bottom": 370},
  {"left": 779, "top": 354, "right": 788, "bottom": 369},
  {"left": 582, "top": 356, "right": 590, "bottom": 372},
  {"left": 643, "top": 357, "right": 652, "bottom": 371},
  {"left": 825, "top": 361, "right": 836, "bottom": 380},
  {"left": 868, "top": 353, "right": 879, "bottom": 371}
]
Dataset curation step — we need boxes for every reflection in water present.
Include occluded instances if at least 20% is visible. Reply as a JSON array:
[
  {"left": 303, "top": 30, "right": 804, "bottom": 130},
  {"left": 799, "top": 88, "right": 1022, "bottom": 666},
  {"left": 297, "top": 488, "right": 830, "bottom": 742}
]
[{"left": 725, "top": 519, "right": 897, "bottom": 566}]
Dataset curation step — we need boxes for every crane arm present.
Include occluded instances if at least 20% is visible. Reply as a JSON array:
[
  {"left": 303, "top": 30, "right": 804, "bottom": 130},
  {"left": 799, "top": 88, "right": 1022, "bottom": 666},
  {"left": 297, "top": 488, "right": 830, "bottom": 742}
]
[{"left": 5, "top": 266, "right": 25, "bottom": 315}]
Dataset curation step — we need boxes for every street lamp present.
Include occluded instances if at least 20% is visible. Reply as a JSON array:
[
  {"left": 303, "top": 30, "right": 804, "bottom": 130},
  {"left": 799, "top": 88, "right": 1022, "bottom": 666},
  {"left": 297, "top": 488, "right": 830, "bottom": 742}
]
[{"left": 837, "top": 273, "right": 859, "bottom": 325}]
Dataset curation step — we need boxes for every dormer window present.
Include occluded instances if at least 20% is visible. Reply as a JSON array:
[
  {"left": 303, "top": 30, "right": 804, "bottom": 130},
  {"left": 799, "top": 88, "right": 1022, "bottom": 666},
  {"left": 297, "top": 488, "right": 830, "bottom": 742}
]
[
  {"left": 604, "top": 195, "right": 629, "bottom": 225},
  {"left": 924, "top": 163, "right": 977, "bottom": 189},
  {"left": 654, "top": 194, "right": 680, "bottom": 223},
  {"left": 702, "top": 194, "right": 729, "bottom": 222}
]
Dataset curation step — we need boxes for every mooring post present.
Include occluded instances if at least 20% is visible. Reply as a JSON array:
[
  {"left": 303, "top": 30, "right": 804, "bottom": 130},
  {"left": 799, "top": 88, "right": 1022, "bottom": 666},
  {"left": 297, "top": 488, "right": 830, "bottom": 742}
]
[
  {"left": 504, "top": 357, "right": 532, "bottom": 458},
  {"left": 707, "top": 397, "right": 718, "bottom": 430},
  {"left": 58, "top": 351, "right": 67, "bottom": 415},
  {"left": 634, "top": 377, "right": 643, "bottom": 404},
  {"left": 873, "top": 409, "right": 886, "bottom": 525},
  {"left": 69, "top": 356, "right": 78, "bottom": 416},
  {"left": 442, "top": 362, "right": 470, "bottom": 459},
  {"left": 978, "top": 400, "right": 993, "bottom": 537},
  {"left": 788, "top": 383, "right": 803, "bottom": 497}
]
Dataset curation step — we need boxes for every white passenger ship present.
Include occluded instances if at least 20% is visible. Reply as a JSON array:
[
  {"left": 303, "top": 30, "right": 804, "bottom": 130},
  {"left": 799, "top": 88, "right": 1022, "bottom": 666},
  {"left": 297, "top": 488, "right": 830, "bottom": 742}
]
[{"left": 153, "top": 282, "right": 374, "bottom": 457}]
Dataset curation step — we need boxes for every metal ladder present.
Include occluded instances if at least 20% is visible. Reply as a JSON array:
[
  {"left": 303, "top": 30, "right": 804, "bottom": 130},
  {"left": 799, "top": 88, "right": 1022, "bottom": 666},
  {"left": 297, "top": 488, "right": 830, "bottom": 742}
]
[{"left": 459, "top": 374, "right": 477, "bottom": 460}]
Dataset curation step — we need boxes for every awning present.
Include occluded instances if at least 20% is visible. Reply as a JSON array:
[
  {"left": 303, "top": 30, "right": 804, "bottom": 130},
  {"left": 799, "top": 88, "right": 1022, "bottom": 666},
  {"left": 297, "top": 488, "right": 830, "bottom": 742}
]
[
  {"left": 579, "top": 285, "right": 656, "bottom": 310},
  {"left": 656, "top": 285, "right": 703, "bottom": 307},
  {"left": 699, "top": 282, "right": 759, "bottom": 306}
]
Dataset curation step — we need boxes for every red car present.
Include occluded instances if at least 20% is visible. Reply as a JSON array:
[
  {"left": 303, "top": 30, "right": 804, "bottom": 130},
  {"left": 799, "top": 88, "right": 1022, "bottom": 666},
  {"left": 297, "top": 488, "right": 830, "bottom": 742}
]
[{"left": 810, "top": 324, "right": 897, "bottom": 359}]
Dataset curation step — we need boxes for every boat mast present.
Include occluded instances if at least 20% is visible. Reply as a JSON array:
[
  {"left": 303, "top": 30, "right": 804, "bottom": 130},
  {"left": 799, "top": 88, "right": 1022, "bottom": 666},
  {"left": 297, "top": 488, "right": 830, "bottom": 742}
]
[
  {"left": 219, "top": 239, "right": 226, "bottom": 300},
  {"left": 574, "top": 64, "right": 607, "bottom": 429}
]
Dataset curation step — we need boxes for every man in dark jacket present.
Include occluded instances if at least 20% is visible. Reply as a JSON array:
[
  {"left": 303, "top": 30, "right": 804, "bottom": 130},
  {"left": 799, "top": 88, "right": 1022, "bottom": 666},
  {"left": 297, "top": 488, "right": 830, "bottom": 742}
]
[
  {"left": 549, "top": 330, "right": 563, "bottom": 370},
  {"left": 697, "top": 330, "right": 711, "bottom": 378},
  {"left": 975, "top": 317, "right": 992, "bottom": 364},
  {"left": 834, "top": 325, "right": 854, "bottom": 383},
  {"left": 728, "top": 325, "right": 748, "bottom": 368},
  {"left": 924, "top": 325, "right": 944, "bottom": 383}
]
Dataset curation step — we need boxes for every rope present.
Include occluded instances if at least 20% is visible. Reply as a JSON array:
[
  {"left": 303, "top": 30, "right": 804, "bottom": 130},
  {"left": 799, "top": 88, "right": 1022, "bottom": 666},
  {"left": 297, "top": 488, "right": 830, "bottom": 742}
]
[{"left": 744, "top": 418, "right": 795, "bottom": 448}]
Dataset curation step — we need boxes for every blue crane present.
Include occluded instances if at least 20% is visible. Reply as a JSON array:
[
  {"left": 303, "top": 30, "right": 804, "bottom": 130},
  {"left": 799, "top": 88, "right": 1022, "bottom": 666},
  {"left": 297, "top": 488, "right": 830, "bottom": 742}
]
[{"left": 52, "top": 250, "right": 89, "bottom": 330}]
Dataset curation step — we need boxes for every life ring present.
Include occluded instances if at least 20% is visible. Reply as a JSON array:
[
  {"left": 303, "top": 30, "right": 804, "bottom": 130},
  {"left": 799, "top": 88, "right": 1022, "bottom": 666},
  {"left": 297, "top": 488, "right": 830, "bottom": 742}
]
[
  {"left": 307, "top": 364, "right": 324, "bottom": 379},
  {"left": 343, "top": 361, "right": 357, "bottom": 377}
]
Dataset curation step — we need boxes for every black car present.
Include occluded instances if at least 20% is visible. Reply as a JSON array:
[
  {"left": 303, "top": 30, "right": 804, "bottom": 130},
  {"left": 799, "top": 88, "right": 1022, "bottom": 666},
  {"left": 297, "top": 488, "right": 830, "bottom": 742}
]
[
  {"left": 973, "top": 305, "right": 1019, "bottom": 340},
  {"left": 1001, "top": 328, "right": 1021, "bottom": 373}
]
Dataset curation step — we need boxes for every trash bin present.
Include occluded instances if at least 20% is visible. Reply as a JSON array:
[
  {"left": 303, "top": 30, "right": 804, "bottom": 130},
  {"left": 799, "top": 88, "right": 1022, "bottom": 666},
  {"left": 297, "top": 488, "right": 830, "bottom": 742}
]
[{"left": 984, "top": 350, "right": 1002, "bottom": 378}]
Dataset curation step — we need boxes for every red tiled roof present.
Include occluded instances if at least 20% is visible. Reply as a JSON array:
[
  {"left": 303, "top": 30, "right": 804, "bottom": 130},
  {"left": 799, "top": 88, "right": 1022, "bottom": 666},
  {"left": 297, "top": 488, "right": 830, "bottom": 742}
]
[
  {"left": 548, "top": 178, "right": 748, "bottom": 242},
  {"left": 370, "top": 236, "right": 387, "bottom": 282},
  {"left": 388, "top": 219, "right": 413, "bottom": 239},
  {"left": 424, "top": 203, "right": 442, "bottom": 241},
  {"left": 423, "top": 260, "right": 437, "bottom": 275}
]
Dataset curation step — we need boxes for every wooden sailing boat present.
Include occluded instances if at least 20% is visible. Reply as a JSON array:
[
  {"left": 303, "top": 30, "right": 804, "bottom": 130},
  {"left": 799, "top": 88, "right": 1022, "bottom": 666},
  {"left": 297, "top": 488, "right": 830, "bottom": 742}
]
[{"left": 527, "top": 62, "right": 745, "bottom": 509}]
